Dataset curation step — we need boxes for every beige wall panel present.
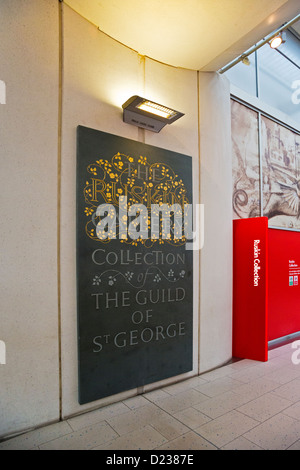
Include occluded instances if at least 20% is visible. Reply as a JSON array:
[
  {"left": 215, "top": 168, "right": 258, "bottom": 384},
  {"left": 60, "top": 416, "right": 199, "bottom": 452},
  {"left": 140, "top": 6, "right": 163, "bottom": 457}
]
[
  {"left": 60, "top": 5, "right": 142, "bottom": 417},
  {"left": 61, "top": 6, "right": 202, "bottom": 417},
  {"left": 143, "top": 59, "right": 200, "bottom": 387},
  {"left": 198, "top": 72, "right": 233, "bottom": 373},
  {"left": 0, "top": 0, "right": 60, "bottom": 437}
]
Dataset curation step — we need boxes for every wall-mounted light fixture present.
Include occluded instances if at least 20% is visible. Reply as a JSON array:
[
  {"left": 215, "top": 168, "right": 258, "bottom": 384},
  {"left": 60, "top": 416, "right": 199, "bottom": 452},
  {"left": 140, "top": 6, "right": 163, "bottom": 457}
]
[
  {"left": 122, "top": 95, "right": 184, "bottom": 133},
  {"left": 269, "top": 32, "right": 286, "bottom": 49}
]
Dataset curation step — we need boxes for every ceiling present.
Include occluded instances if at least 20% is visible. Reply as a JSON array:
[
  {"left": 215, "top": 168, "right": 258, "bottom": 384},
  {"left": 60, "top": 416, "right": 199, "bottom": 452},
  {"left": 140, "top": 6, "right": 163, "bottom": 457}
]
[{"left": 65, "top": 0, "right": 300, "bottom": 71}]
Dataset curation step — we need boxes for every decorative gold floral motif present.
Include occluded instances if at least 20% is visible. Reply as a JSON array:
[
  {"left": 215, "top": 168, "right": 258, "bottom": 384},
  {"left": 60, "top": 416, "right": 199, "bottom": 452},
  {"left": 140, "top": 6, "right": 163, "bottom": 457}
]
[{"left": 83, "top": 152, "right": 190, "bottom": 245}]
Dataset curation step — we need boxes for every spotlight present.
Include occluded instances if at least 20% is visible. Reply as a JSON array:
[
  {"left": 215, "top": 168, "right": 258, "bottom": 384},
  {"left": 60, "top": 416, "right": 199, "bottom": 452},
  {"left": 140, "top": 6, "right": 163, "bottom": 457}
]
[
  {"left": 269, "top": 32, "right": 286, "bottom": 49},
  {"left": 242, "top": 57, "right": 250, "bottom": 66},
  {"left": 122, "top": 96, "right": 184, "bottom": 133}
]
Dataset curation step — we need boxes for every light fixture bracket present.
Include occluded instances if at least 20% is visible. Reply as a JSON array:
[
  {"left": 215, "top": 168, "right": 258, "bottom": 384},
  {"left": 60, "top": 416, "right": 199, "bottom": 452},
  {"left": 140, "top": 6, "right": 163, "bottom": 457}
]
[{"left": 122, "top": 95, "right": 184, "bottom": 133}]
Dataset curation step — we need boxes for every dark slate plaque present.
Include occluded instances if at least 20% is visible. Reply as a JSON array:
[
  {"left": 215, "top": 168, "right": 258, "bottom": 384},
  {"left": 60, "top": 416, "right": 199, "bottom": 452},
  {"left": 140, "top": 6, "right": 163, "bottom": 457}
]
[{"left": 76, "top": 126, "right": 193, "bottom": 404}]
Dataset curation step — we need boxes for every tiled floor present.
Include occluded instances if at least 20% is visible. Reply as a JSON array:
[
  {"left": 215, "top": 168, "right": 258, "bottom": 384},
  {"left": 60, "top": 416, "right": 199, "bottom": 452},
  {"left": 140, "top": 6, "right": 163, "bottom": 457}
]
[{"left": 2, "top": 341, "right": 300, "bottom": 450}]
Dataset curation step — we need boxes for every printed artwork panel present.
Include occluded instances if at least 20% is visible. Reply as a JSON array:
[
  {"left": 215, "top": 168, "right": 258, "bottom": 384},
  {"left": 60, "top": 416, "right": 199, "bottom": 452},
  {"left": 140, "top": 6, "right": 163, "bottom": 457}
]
[
  {"left": 231, "top": 100, "right": 261, "bottom": 220},
  {"left": 261, "top": 116, "right": 300, "bottom": 230},
  {"left": 231, "top": 100, "right": 300, "bottom": 231}
]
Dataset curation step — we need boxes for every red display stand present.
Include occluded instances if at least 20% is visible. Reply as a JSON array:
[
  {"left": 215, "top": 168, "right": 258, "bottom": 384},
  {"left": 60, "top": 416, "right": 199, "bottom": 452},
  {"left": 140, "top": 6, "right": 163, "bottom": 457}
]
[
  {"left": 233, "top": 218, "right": 300, "bottom": 362},
  {"left": 233, "top": 217, "right": 269, "bottom": 362},
  {"left": 268, "top": 229, "right": 300, "bottom": 341}
]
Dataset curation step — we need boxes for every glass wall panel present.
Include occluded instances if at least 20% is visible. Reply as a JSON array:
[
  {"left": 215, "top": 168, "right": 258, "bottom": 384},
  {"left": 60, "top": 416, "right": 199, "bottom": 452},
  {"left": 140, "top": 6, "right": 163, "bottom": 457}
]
[
  {"left": 257, "top": 31, "right": 300, "bottom": 123},
  {"left": 225, "top": 52, "right": 257, "bottom": 96},
  {"left": 281, "top": 30, "right": 300, "bottom": 67}
]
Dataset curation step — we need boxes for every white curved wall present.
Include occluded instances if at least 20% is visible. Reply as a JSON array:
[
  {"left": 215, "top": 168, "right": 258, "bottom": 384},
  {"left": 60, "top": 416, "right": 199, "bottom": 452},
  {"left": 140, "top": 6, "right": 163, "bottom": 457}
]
[{"left": 0, "top": 0, "right": 60, "bottom": 437}]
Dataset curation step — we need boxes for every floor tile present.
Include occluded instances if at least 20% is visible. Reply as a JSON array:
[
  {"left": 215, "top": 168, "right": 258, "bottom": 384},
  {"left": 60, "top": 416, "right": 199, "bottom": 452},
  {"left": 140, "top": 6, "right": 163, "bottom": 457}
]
[
  {"left": 39, "top": 421, "right": 118, "bottom": 450},
  {"left": 236, "top": 392, "right": 293, "bottom": 422},
  {"left": 173, "top": 407, "right": 211, "bottom": 429},
  {"left": 225, "top": 359, "right": 258, "bottom": 372},
  {"left": 107, "top": 404, "right": 164, "bottom": 435},
  {"left": 221, "top": 436, "right": 263, "bottom": 450},
  {"left": 2, "top": 342, "right": 300, "bottom": 451},
  {"left": 272, "top": 379, "right": 300, "bottom": 402},
  {"left": 194, "top": 376, "right": 244, "bottom": 398},
  {"left": 193, "top": 390, "right": 249, "bottom": 419},
  {"left": 155, "top": 431, "right": 217, "bottom": 450},
  {"left": 195, "top": 410, "right": 258, "bottom": 448},
  {"left": 162, "top": 376, "right": 208, "bottom": 395},
  {"left": 285, "top": 363, "right": 300, "bottom": 376},
  {"left": 143, "top": 389, "right": 171, "bottom": 403},
  {"left": 94, "top": 425, "right": 167, "bottom": 450},
  {"left": 67, "top": 402, "right": 129, "bottom": 431},
  {"left": 287, "top": 439, "right": 300, "bottom": 450},
  {"left": 261, "top": 356, "right": 288, "bottom": 369},
  {"left": 229, "top": 365, "right": 272, "bottom": 384},
  {"left": 264, "top": 366, "right": 300, "bottom": 385},
  {"left": 199, "top": 364, "right": 237, "bottom": 382},
  {"left": 152, "top": 389, "right": 209, "bottom": 414},
  {"left": 123, "top": 395, "right": 150, "bottom": 410},
  {"left": 282, "top": 401, "right": 300, "bottom": 421},
  {"left": 231, "top": 377, "right": 280, "bottom": 400},
  {"left": 0, "top": 421, "right": 72, "bottom": 450},
  {"left": 268, "top": 346, "right": 287, "bottom": 359},
  {"left": 150, "top": 413, "right": 190, "bottom": 440},
  {"left": 244, "top": 413, "right": 300, "bottom": 450}
]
